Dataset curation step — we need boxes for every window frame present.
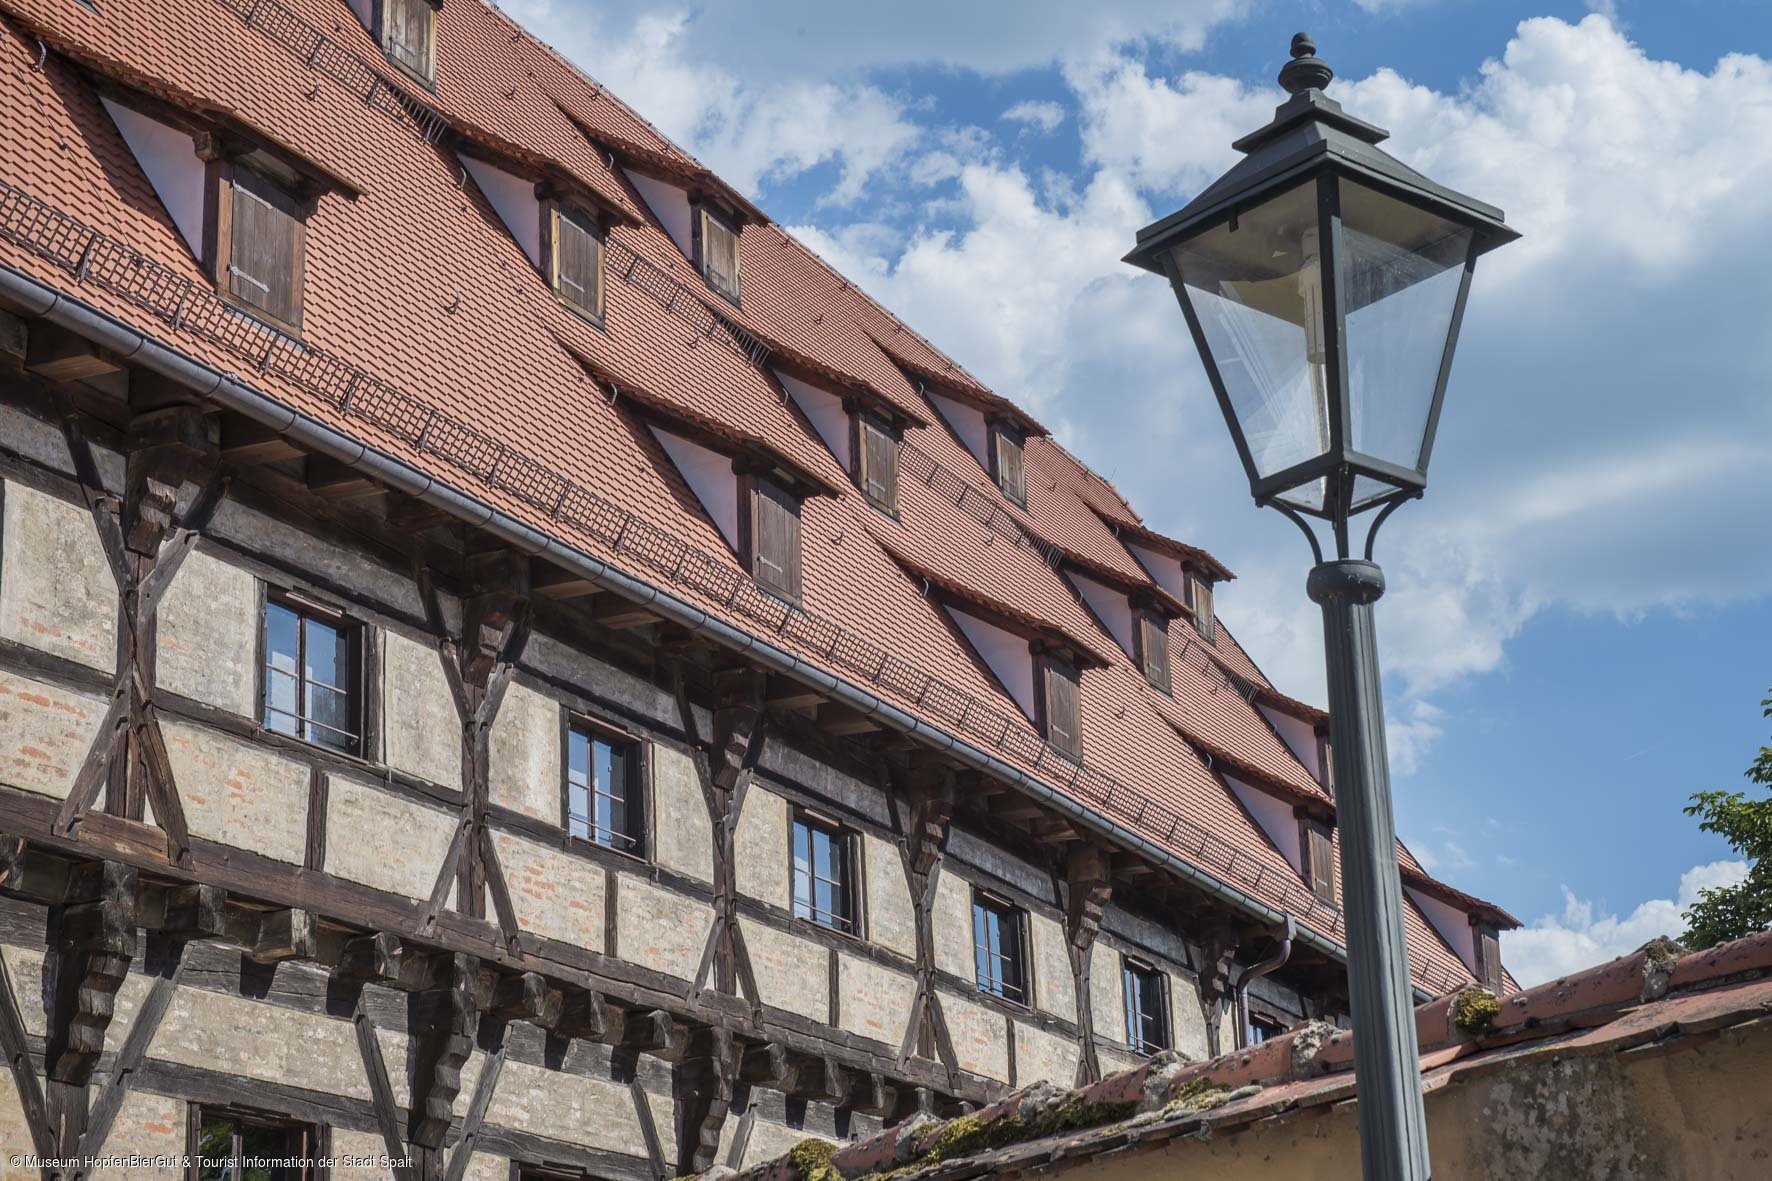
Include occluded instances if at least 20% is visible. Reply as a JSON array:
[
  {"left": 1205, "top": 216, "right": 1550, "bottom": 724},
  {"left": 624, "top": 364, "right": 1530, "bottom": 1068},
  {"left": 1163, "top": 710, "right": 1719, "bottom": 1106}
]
[
  {"left": 693, "top": 200, "right": 742, "bottom": 305},
  {"left": 210, "top": 159, "right": 308, "bottom": 336},
  {"left": 1300, "top": 816, "right": 1337, "bottom": 903},
  {"left": 257, "top": 587, "right": 364, "bottom": 758},
  {"left": 1133, "top": 608, "right": 1172, "bottom": 693},
  {"left": 970, "top": 889, "right": 1030, "bottom": 1006},
  {"left": 377, "top": 0, "right": 438, "bottom": 88},
  {"left": 988, "top": 420, "right": 1027, "bottom": 506},
  {"left": 187, "top": 1102, "right": 321, "bottom": 1180},
  {"left": 853, "top": 410, "right": 901, "bottom": 516},
  {"left": 1120, "top": 954, "right": 1170, "bottom": 1055},
  {"left": 1036, "top": 653, "right": 1082, "bottom": 761},
  {"left": 543, "top": 198, "right": 606, "bottom": 324},
  {"left": 741, "top": 473, "right": 803, "bottom": 604},
  {"left": 1248, "top": 1011, "right": 1287, "bottom": 1045},
  {"left": 790, "top": 808, "right": 861, "bottom": 937},
  {"left": 560, "top": 713, "right": 648, "bottom": 860}
]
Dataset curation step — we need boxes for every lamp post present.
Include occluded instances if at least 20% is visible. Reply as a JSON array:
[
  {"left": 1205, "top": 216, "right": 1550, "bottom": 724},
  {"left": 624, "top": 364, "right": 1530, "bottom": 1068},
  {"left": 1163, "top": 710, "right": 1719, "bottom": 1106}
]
[{"left": 1124, "top": 34, "right": 1518, "bottom": 1181}]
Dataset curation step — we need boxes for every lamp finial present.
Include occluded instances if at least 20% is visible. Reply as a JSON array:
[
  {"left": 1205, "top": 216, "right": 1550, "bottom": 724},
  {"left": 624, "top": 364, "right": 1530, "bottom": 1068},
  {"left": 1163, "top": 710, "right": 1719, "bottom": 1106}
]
[{"left": 1278, "top": 32, "right": 1334, "bottom": 94}]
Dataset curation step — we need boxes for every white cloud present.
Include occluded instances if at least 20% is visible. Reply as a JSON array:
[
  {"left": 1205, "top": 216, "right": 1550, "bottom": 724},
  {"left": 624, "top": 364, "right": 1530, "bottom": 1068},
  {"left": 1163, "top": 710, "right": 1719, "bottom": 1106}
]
[
  {"left": 1502, "top": 860, "right": 1749, "bottom": 987},
  {"left": 1002, "top": 100, "right": 1066, "bottom": 134}
]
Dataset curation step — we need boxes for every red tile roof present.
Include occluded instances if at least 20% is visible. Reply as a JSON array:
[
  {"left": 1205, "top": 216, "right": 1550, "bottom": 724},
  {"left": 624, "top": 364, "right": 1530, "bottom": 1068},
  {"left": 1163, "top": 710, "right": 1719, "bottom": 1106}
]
[{"left": 0, "top": 0, "right": 1509, "bottom": 996}]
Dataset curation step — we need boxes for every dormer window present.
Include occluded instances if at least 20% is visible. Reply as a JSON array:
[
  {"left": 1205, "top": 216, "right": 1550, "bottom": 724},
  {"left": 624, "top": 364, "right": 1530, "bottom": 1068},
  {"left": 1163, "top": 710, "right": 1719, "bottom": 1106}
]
[
  {"left": 546, "top": 202, "right": 604, "bottom": 321},
  {"left": 1134, "top": 610, "right": 1171, "bottom": 693},
  {"left": 855, "top": 412, "right": 900, "bottom": 514},
  {"left": 1473, "top": 921, "right": 1503, "bottom": 990},
  {"left": 215, "top": 162, "right": 307, "bottom": 334},
  {"left": 1189, "top": 573, "right": 1216, "bottom": 644},
  {"left": 379, "top": 0, "right": 437, "bottom": 86},
  {"left": 1300, "top": 817, "right": 1336, "bottom": 903},
  {"left": 990, "top": 422, "right": 1026, "bottom": 506},
  {"left": 744, "top": 476, "right": 802, "bottom": 603},
  {"left": 695, "top": 203, "right": 741, "bottom": 304},
  {"left": 1038, "top": 655, "right": 1081, "bottom": 759}
]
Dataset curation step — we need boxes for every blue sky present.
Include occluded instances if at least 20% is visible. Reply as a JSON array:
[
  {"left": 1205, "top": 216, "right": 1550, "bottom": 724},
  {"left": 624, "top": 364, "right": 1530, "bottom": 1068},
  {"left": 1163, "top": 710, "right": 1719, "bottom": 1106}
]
[{"left": 505, "top": 0, "right": 1772, "bottom": 984}]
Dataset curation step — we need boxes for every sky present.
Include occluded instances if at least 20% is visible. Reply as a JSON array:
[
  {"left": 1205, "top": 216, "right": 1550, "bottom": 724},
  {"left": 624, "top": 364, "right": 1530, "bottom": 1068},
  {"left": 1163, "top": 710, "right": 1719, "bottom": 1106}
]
[{"left": 498, "top": 0, "right": 1772, "bottom": 986}]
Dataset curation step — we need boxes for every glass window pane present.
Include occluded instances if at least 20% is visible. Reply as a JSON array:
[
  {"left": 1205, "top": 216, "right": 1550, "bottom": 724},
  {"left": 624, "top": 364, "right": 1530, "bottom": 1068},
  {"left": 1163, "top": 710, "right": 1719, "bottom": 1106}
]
[
  {"left": 1339, "top": 180, "right": 1472, "bottom": 474},
  {"left": 1168, "top": 181, "right": 1330, "bottom": 488},
  {"left": 304, "top": 618, "right": 345, "bottom": 689},
  {"left": 567, "top": 729, "right": 590, "bottom": 786},
  {"left": 264, "top": 669, "right": 300, "bottom": 736},
  {"left": 196, "top": 1118, "right": 236, "bottom": 1181},
  {"left": 265, "top": 603, "right": 299, "bottom": 675}
]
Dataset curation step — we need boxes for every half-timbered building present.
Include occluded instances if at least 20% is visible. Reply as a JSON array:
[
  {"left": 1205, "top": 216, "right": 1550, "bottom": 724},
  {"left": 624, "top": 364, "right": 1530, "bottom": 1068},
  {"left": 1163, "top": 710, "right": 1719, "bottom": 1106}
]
[{"left": 0, "top": 1, "right": 1517, "bottom": 1177}]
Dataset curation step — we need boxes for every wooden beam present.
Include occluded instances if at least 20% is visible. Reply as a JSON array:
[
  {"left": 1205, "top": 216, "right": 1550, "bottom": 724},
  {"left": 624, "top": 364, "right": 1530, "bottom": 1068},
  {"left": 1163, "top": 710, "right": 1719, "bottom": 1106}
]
[
  {"left": 25, "top": 322, "right": 125, "bottom": 383},
  {"left": 48, "top": 861, "right": 138, "bottom": 1085},
  {"left": 619, "top": 1007, "right": 676, "bottom": 1055},
  {"left": 489, "top": 971, "right": 550, "bottom": 1023},
  {"left": 818, "top": 705, "right": 881, "bottom": 736},
  {"left": 219, "top": 418, "right": 303, "bottom": 466},
  {"left": 159, "top": 883, "right": 226, "bottom": 940},
  {"left": 550, "top": 986, "right": 609, "bottom": 1041},
  {"left": 766, "top": 678, "right": 824, "bottom": 711},
  {"left": 847, "top": 1071, "right": 895, "bottom": 1116},
  {"left": 533, "top": 563, "right": 601, "bottom": 599},
  {"left": 337, "top": 932, "right": 404, "bottom": 984},
  {"left": 738, "top": 1042, "right": 790, "bottom": 1087},
  {"left": 592, "top": 593, "right": 662, "bottom": 629},
  {"left": 306, "top": 456, "right": 379, "bottom": 499},
  {"left": 991, "top": 797, "right": 1044, "bottom": 822},
  {"left": 251, "top": 908, "right": 318, "bottom": 964},
  {"left": 787, "top": 1055, "right": 848, "bottom": 1104}
]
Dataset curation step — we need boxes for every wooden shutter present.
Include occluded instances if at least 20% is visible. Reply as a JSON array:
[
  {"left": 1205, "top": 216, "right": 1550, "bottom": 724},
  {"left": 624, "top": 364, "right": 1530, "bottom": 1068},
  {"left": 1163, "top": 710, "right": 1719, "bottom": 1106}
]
[
  {"left": 1139, "top": 612, "right": 1171, "bottom": 692},
  {"left": 1191, "top": 575, "right": 1216, "bottom": 644},
  {"left": 227, "top": 170, "right": 302, "bottom": 329},
  {"left": 1303, "top": 820, "right": 1336, "bottom": 903},
  {"left": 700, "top": 208, "right": 741, "bottom": 302},
  {"left": 751, "top": 480, "right": 801, "bottom": 602},
  {"left": 994, "top": 427, "right": 1026, "bottom": 504},
  {"left": 1476, "top": 925, "right": 1503, "bottom": 990},
  {"left": 552, "top": 206, "right": 603, "bottom": 316},
  {"left": 858, "top": 415, "right": 899, "bottom": 511},
  {"left": 1043, "top": 659, "right": 1081, "bottom": 758},
  {"left": 383, "top": 0, "right": 434, "bottom": 80}
]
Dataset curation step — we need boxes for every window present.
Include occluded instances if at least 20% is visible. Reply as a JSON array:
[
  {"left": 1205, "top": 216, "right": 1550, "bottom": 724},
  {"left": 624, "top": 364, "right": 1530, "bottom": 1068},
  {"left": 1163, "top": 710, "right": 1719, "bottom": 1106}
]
[
  {"left": 792, "top": 813, "right": 856, "bottom": 934},
  {"left": 990, "top": 423, "right": 1026, "bottom": 505},
  {"left": 219, "top": 166, "right": 305, "bottom": 332},
  {"left": 1249, "top": 1013, "right": 1286, "bottom": 1044},
  {"left": 548, "top": 203, "right": 604, "bottom": 319},
  {"left": 971, "top": 891, "right": 1027, "bottom": 1004},
  {"left": 1301, "top": 818, "right": 1336, "bottom": 903},
  {"left": 566, "top": 724, "right": 642, "bottom": 854},
  {"left": 1474, "top": 922, "right": 1504, "bottom": 991},
  {"left": 1040, "top": 657, "right": 1081, "bottom": 760},
  {"left": 192, "top": 1106, "right": 316, "bottom": 1179},
  {"left": 1190, "top": 574, "right": 1216, "bottom": 644},
  {"left": 746, "top": 477, "right": 802, "bottom": 603},
  {"left": 696, "top": 204, "right": 741, "bottom": 304},
  {"left": 856, "top": 413, "right": 900, "bottom": 514},
  {"left": 381, "top": 0, "right": 436, "bottom": 85},
  {"left": 262, "top": 594, "right": 360, "bottom": 755},
  {"left": 1135, "top": 610, "right": 1171, "bottom": 693},
  {"left": 1122, "top": 957, "right": 1169, "bottom": 1054},
  {"left": 1316, "top": 730, "right": 1335, "bottom": 796}
]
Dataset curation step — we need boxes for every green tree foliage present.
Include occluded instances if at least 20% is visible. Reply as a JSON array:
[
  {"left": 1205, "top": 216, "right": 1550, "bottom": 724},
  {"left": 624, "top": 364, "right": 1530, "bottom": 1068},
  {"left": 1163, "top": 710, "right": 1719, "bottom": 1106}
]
[{"left": 1681, "top": 690, "right": 1772, "bottom": 949}]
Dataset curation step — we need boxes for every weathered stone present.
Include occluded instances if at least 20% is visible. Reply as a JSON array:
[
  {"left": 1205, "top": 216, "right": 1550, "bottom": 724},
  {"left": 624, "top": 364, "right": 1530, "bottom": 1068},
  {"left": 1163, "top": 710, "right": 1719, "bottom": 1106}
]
[
  {"left": 939, "top": 989, "right": 1010, "bottom": 1082},
  {"left": 487, "top": 680, "right": 560, "bottom": 822},
  {"left": 616, "top": 874, "right": 709, "bottom": 979},
  {"left": 931, "top": 871, "right": 973, "bottom": 979},
  {"left": 162, "top": 719, "right": 310, "bottom": 864},
  {"left": 1029, "top": 911, "right": 1076, "bottom": 1021},
  {"left": 733, "top": 789, "right": 789, "bottom": 909},
  {"left": 653, "top": 742, "right": 713, "bottom": 884},
  {"left": 0, "top": 668, "right": 108, "bottom": 800},
  {"left": 493, "top": 830, "right": 605, "bottom": 952},
  {"left": 740, "top": 918, "right": 829, "bottom": 1022},
  {"left": 0, "top": 480, "right": 116, "bottom": 672},
  {"left": 380, "top": 629, "right": 462, "bottom": 791},
  {"left": 837, "top": 953, "right": 918, "bottom": 1045},
  {"left": 326, "top": 775, "right": 458, "bottom": 899},
  {"left": 1015, "top": 1020, "right": 1081, "bottom": 1088},
  {"left": 485, "top": 1057, "right": 648, "bottom": 1151},
  {"left": 155, "top": 547, "right": 257, "bottom": 715},
  {"left": 862, "top": 833, "right": 916, "bottom": 959},
  {"left": 148, "top": 985, "right": 369, "bottom": 1099},
  {"left": 95, "top": 1089, "right": 184, "bottom": 1180}
]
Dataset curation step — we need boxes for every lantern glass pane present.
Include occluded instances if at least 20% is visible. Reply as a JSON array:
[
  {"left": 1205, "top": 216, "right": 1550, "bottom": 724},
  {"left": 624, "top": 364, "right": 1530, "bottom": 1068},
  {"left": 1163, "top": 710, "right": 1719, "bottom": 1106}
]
[
  {"left": 1339, "top": 180, "right": 1472, "bottom": 475},
  {"left": 1167, "top": 181, "right": 1331, "bottom": 494}
]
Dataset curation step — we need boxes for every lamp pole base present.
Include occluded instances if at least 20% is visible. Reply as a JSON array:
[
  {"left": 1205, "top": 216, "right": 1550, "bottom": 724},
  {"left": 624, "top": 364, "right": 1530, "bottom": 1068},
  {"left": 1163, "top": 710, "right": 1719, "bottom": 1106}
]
[{"left": 1307, "top": 558, "right": 1432, "bottom": 1181}]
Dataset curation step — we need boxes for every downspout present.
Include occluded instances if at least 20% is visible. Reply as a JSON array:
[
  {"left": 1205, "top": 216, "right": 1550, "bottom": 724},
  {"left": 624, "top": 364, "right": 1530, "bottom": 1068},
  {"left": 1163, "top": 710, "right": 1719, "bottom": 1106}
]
[
  {"left": 1234, "top": 913, "right": 1295, "bottom": 1049},
  {"left": 0, "top": 264, "right": 1431, "bottom": 1002}
]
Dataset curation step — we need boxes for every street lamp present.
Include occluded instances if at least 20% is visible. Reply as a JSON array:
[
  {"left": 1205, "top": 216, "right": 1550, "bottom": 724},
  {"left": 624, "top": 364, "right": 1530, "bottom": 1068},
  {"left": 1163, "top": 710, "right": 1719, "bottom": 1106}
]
[{"left": 1125, "top": 33, "right": 1518, "bottom": 1181}]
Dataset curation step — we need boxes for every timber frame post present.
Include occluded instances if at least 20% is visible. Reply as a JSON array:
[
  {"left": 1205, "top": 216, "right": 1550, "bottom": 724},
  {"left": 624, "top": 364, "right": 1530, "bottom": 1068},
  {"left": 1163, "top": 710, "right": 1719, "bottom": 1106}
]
[
  {"left": 1195, "top": 924, "right": 1241, "bottom": 1058},
  {"left": 50, "top": 404, "right": 223, "bottom": 864},
  {"left": 409, "top": 952, "right": 482, "bottom": 1173},
  {"left": 891, "top": 764, "right": 959, "bottom": 1086},
  {"left": 1059, "top": 843, "right": 1112, "bottom": 1084},
  {"left": 676, "top": 1024, "right": 738, "bottom": 1174}
]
